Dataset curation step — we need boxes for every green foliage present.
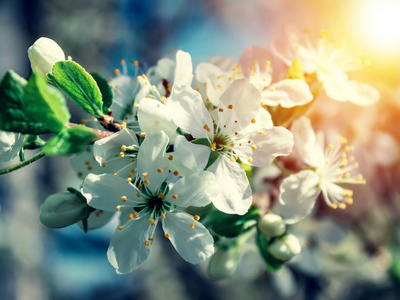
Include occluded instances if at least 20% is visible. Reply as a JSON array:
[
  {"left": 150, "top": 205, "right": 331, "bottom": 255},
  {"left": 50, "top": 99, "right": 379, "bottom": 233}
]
[
  {"left": 256, "top": 231, "right": 284, "bottom": 271},
  {"left": 208, "top": 206, "right": 260, "bottom": 238},
  {"left": 23, "top": 72, "right": 70, "bottom": 133},
  {"left": 90, "top": 73, "right": 113, "bottom": 113},
  {"left": 48, "top": 61, "right": 103, "bottom": 117},
  {"left": 42, "top": 126, "right": 97, "bottom": 156},
  {"left": 0, "top": 71, "right": 70, "bottom": 134}
]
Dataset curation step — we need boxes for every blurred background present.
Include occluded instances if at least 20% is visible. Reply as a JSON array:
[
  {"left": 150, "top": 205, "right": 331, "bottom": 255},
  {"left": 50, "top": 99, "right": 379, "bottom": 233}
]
[{"left": 1, "top": 0, "right": 400, "bottom": 299}]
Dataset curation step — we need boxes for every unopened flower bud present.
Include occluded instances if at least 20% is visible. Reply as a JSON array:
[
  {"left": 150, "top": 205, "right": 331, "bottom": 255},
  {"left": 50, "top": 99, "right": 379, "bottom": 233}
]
[
  {"left": 268, "top": 234, "right": 301, "bottom": 261},
  {"left": 27, "top": 37, "right": 65, "bottom": 77},
  {"left": 208, "top": 247, "right": 239, "bottom": 280},
  {"left": 40, "top": 192, "right": 87, "bottom": 228},
  {"left": 258, "top": 213, "right": 286, "bottom": 237}
]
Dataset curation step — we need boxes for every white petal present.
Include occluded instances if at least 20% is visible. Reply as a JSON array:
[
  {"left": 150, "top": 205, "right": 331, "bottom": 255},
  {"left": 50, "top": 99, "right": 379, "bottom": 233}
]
[
  {"left": 138, "top": 98, "right": 178, "bottom": 142},
  {"left": 109, "top": 75, "right": 139, "bottom": 120},
  {"left": 317, "top": 69, "right": 351, "bottom": 102},
  {"left": 238, "top": 45, "right": 274, "bottom": 79},
  {"left": 82, "top": 173, "right": 143, "bottom": 211},
  {"left": 207, "top": 156, "right": 252, "bottom": 215},
  {"left": 208, "top": 56, "right": 237, "bottom": 73},
  {"left": 107, "top": 213, "right": 153, "bottom": 273},
  {"left": 261, "top": 79, "right": 313, "bottom": 108},
  {"left": 234, "top": 126, "right": 294, "bottom": 167},
  {"left": 162, "top": 211, "right": 214, "bottom": 264},
  {"left": 174, "top": 50, "right": 193, "bottom": 86},
  {"left": 168, "top": 85, "right": 213, "bottom": 139},
  {"left": 70, "top": 151, "right": 103, "bottom": 178},
  {"left": 273, "top": 170, "right": 320, "bottom": 224},
  {"left": 347, "top": 81, "right": 380, "bottom": 106},
  {"left": 218, "top": 78, "right": 261, "bottom": 134},
  {"left": 93, "top": 128, "right": 138, "bottom": 164},
  {"left": 0, "top": 131, "right": 25, "bottom": 162},
  {"left": 167, "top": 171, "right": 219, "bottom": 207},
  {"left": 291, "top": 117, "right": 324, "bottom": 167},
  {"left": 195, "top": 62, "right": 228, "bottom": 106},
  {"left": 137, "top": 131, "right": 169, "bottom": 193},
  {"left": 173, "top": 135, "right": 210, "bottom": 172}
]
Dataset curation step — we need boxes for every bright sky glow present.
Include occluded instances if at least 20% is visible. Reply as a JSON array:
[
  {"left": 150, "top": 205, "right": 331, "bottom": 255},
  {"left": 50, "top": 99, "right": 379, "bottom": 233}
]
[{"left": 359, "top": 0, "right": 400, "bottom": 52}]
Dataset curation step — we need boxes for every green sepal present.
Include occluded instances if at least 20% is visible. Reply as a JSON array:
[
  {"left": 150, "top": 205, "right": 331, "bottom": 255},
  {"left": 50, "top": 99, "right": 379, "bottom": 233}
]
[
  {"left": 0, "top": 70, "right": 48, "bottom": 134},
  {"left": 256, "top": 231, "right": 284, "bottom": 271},
  {"left": 208, "top": 206, "right": 260, "bottom": 238},
  {"left": 90, "top": 72, "right": 113, "bottom": 113},
  {"left": 42, "top": 126, "right": 97, "bottom": 156},
  {"left": 23, "top": 135, "right": 46, "bottom": 150},
  {"left": 48, "top": 61, "right": 103, "bottom": 117},
  {"left": 285, "top": 58, "right": 305, "bottom": 81},
  {"left": 22, "top": 71, "right": 70, "bottom": 133},
  {"left": 239, "top": 159, "right": 252, "bottom": 181}
]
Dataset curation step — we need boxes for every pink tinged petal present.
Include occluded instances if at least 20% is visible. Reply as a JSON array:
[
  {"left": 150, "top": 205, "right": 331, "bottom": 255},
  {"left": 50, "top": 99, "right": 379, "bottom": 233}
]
[
  {"left": 346, "top": 81, "right": 380, "bottom": 106},
  {"left": 167, "top": 171, "right": 219, "bottom": 208},
  {"left": 261, "top": 79, "right": 313, "bottom": 108},
  {"left": 137, "top": 131, "right": 169, "bottom": 193},
  {"left": 235, "top": 126, "right": 294, "bottom": 167},
  {"left": 218, "top": 78, "right": 261, "bottom": 134},
  {"left": 208, "top": 56, "right": 237, "bottom": 73},
  {"left": 273, "top": 170, "right": 320, "bottom": 224},
  {"left": 93, "top": 128, "right": 139, "bottom": 164},
  {"left": 173, "top": 135, "right": 211, "bottom": 172},
  {"left": 291, "top": 117, "right": 324, "bottom": 167},
  {"left": 161, "top": 211, "right": 214, "bottom": 264},
  {"left": 238, "top": 45, "right": 274, "bottom": 78},
  {"left": 168, "top": 85, "right": 213, "bottom": 139},
  {"left": 107, "top": 213, "right": 153, "bottom": 274},
  {"left": 207, "top": 156, "right": 252, "bottom": 215},
  {"left": 174, "top": 50, "right": 193, "bottom": 86},
  {"left": 82, "top": 173, "right": 144, "bottom": 211},
  {"left": 138, "top": 98, "right": 178, "bottom": 142}
]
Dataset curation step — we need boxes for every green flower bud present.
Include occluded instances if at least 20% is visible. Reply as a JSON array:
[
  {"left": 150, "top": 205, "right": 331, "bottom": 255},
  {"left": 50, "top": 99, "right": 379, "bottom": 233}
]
[
  {"left": 27, "top": 37, "right": 65, "bottom": 77},
  {"left": 268, "top": 234, "right": 301, "bottom": 261},
  {"left": 258, "top": 213, "right": 286, "bottom": 237},
  {"left": 208, "top": 247, "right": 239, "bottom": 280},
  {"left": 40, "top": 192, "right": 87, "bottom": 228}
]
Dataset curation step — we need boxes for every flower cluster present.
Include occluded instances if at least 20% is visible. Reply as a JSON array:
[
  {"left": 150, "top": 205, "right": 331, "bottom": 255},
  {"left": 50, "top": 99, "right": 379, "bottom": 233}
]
[{"left": 0, "top": 26, "right": 379, "bottom": 276}]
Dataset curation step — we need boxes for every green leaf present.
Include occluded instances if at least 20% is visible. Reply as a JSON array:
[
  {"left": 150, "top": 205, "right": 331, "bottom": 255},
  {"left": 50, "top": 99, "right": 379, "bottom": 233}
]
[
  {"left": 48, "top": 61, "right": 103, "bottom": 117},
  {"left": 256, "top": 231, "right": 284, "bottom": 271},
  {"left": 22, "top": 72, "right": 70, "bottom": 133},
  {"left": 285, "top": 58, "right": 305, "bottom": 81},
  {"left": 90, "top": 73, "right": 113, "bottom": 113},
  {"left": 0, "top": 70, "right": 48, "bottom": 134},
  {"left": 208, "top": 206, "right": 260, "bottom": 238},
  {"left": 42, "top": 126, "right": 97, "bottom": 155}
]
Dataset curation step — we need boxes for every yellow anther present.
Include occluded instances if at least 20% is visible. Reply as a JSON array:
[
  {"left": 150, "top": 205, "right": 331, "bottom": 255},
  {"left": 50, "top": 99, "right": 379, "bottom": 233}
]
[
  {"left": 194, "top": 215, "right": 200, "bottom": 221},
  {"left": 161, "top": 96, "right": 166, "bottom": 102},
  {"left": 172, "top": 194, "right": 178, "bottom": 200},
  {"left": 217, "top": 84, "right": 221, "bottom": 89},
  {"left": 151, "top": 221, "right": 157, "bottom": 226},
  {"left": 353, "top": 162, "right": 359, "bottom": 169},
  {"left": 211, "top": 142, "right": 217, "bottom": 150},
  {"left": 251, "top": 144, "right": 257, "bottom": 150},
  {"left": 126, "top": 178, "right": 132, "bottom": 183},
  {"left": 118, "top": 225, "right": 123, "bottom": 231},
  {"left": 253, "top": 60, "right": 259, "bottom": 65},
  {"left": 148, "top": 237, "right": 154, "bottom": 241},
  {"left": 121, "top": 145, "right": 127, "bottom": 151},
  {"left": 164, "top": 233, "right": 170, "bottom": 239},
  {"left": 249, "top": 65, "right": 254, "bottom": 71},
  {"left": 121, "top": 196, "right": 127, "bottom": 202},
  {"left": 248, "top": 157, "right": 253, "bottom": 163},
  {"left": 344, "top": 172, "right": 351, "bottom": 178},
  {"left": 134, "top": 60, "right": 139, "bottom": 66},
  {"left": 136, "top": 76, "right": 140, "bottom": 82},
  {"left": 134, "top": 103, "right": 139, "bottom": 108},
  {"left": 161, "top": 214, "right": 166, "bottom": 219},
  {"left": 265, "top": 61, "right": 271, "bottom": 66},
  {"left": 349, "top": 156, "right": 355, "bottom": 162},
  {"left": 228, "top": 77, "right": 232, "bottom": 81},
  {"left": 131, "top": 158, "right": 135, "bottom": 163},
  {"left": 114, "top": 173, "right": 119, "bottom": 176},
  {"left": 141, "top": 74, "right": 146, "bottom": 79},
  {"left": 331, "top": 204, "right": 338, "bottom": 209},
  {"left": 159, "top": 192, "right": 164, "bottom": 199},
  {"left": 157, "top": 168, "right": 164, "bottom": 173},
  {"left": 120, "top": 152, "right": 125, "bottom": 158},
  {"left": 113, "top": 69, "right": 120, "bottom": 75},
  {"left": 341, "top": 159, "right": 347, "bottom": 167},
  {"left": 128, "top": 214, "right": 134, "bottom": 220},
  {"left": 131, "top": 168, "right": 135, "bottom": 173},
  {"left": 270, "top": 88, "right": 275, "bottom": 92},
  {"left": 217, "top": 76, "right": 221, "bottom": 80},
  {"left": 116, "top": 205, "right": 121, "bottom": 211},
  {"left": 136, "top": 192, "right": 141, "bottom": 198},
  {"left": 145, "top": 241, "right": 150, "bottom": 246},
  {"left": 357, "top": 174, "right": 364, "bottom": 181},
  {"left": 196, "top": 87, "right": 200, "bottom": 92},
  {"left": 168, "top": 155, "right": 174, "bottom": 160},
  {"left": 251, "top": 118, "right": 256, "bottom": 124},
  {"left": 347, "top": 198, "right": 354, "bottom": 205},
  {"left": 230, "top": 158, "right": 236, "bottom": 162},
  {"left": 218, "top": 108, "right": 224, "bottom": 112},
  {"left": 101, "top": 162, "right": 106, "bottom": 167},
  {"left": 228, "top": 105, "right": 233, "bottom": 109},
  {"left": 190, "top": 222, "right": 195, "bottom": 228},
  {"left": 133, "top": 212, "right": 139, "bottom": 218},
  {"left": 328, "top": 144, "right": 334, "bottom": 149},
  {"left": 173, "top": 171, "right": 179, "bottom": 176},
  {"left": 151, "top": 85, "right": 156, "bottom": 92},
  {"left": 341, "top": 153, "right": 347, "bottom": 159},
  {"left": 140, "top": 132, "right": 146, "bottom": 137},
  {"left": 204, "top": 82, "right": 207, "bottom": 87},
  {"left": 144, "top": 179, "right": 150, "bottom": 185},
  {"left": 142, "top": 172, "right": 149, "bottom": 178},
  {"left": 339, "top": 203, "right": 346, "bottom": 210},
  {"left": 203, "top": 124, "right": 210, "bottom": 132}
]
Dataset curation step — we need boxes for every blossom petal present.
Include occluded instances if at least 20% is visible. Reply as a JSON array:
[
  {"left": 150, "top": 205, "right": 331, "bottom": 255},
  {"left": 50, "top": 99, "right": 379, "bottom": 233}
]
[
  {"left": 173, "top": 135, "right": 210, "bottom": 172},
  {"left": 0, "top": 131, "right": 24, "bottom": 163},
  {"left": 168, "top": 85, "right": 213, "bottom": 139},
  {"left": 82, "top": 173, "right": 143, "bottom": 211},
  {"left": 167, "top": 171, "right": 219, "bottom": 207},
  {"left": 234, "top": 126, "right": 294, "bottom": 167},
  {"left": 137, "top": 131, "right": 169, "bottom": 193},
  {"left": 195, "top": 62, "right": 228, "bottom": 106},
  {"left": 273, "top": 170, "right": 320, "bottom": 224},
  {"left": 261, "top": 79, "right": 313, "bottom": 108},
  {"left": 93, "top": 128, "right": 138, "bottom": 164},
  {"left": 162, "top": 211, "right": 214, "bottom": 264},
  {"left": 208, "top": 56, "right": 237, "bottom": 73},
  {"left": 207, "top": 156, "right": 252, "bottom": 215},
  {"left": 107, "top": 213, "right": 153, "bottom": 273},
  {"left": 109, "top": 75, "right": 139, "bottom": 120},
  {"left": 138, "top": 98, "right": 178, "bottom": 142},
  {"left": 174, "top": 50, "right": 193, "bottom": 86},
  {"left": 347, "top": 81, "right": 380, "bottom": 106},
  {"left": 238, "top": 45, "right": 274, "bottom": 79}
]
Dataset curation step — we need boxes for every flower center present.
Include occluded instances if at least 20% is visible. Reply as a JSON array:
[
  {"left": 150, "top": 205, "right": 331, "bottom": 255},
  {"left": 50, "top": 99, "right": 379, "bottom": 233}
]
[{"left": 147, "top": 196, "right": 164, "bottom": 212}]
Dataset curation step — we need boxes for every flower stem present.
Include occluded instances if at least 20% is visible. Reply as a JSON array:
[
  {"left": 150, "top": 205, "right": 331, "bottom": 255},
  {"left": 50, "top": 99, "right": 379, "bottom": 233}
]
[
  {"left": 0, "top": 152, "right": 46, "bottom": 176},
  {"left": 273, "top": 159, "right": 293, "bottom": 176}
]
